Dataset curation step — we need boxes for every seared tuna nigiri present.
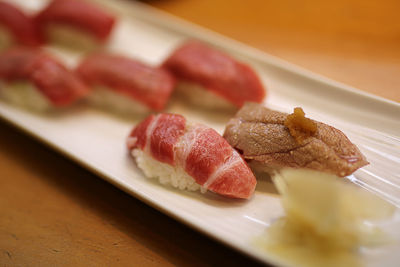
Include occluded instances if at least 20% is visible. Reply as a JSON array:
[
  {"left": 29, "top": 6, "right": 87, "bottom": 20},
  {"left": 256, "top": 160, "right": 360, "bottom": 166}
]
[
  {"left": 77, "top": 53, "right": 176, "bottom": 114},
  {"left": 35, "top": 0, "right": 115, "bottom": 49},
  {"left": 0, "top": 2, "right": 42, "bottom": 48},
  {"left": 0, "top": 47, "right": 90, "bottom": 110},
  {"left": 162, "top": 41, "right": 266, "bottom": 110},
  {"left": 223, "top": 103, "right": 368, "bottom": 177},
  {"left": 127, "top": 113, "right": 257, "bottom": 199}
]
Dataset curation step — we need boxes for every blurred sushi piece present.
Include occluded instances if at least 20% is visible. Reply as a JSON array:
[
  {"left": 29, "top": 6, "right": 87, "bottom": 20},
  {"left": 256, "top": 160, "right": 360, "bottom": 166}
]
[
  {"left": 0, "top": 47, "right": 91, "bottom": 111},
  {"left": 76, "top": 53, "right": 176, "bottom": 115},
  {"left": 127, "top": 113, "right": 257, "bottom": 199},
  {"left": 162, "top": 41, "right": 266, "bottom": 110},
  {"left": 0, "top": 1, "right": 42, "bottom": 49},
  {"left": 35, "top": 0, "right": 115, "bottom": 50}
]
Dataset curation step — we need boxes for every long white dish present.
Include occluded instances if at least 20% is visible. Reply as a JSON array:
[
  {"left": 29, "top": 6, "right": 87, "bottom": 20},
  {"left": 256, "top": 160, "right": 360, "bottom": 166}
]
[{"left": 1, "top": 0, "right": 400, "bottom": 266}]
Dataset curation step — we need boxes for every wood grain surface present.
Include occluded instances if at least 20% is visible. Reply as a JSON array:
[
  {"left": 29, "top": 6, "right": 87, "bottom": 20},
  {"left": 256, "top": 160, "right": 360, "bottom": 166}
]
[{"left": 1, "top": 0, "right": 399, "bottom": 266}]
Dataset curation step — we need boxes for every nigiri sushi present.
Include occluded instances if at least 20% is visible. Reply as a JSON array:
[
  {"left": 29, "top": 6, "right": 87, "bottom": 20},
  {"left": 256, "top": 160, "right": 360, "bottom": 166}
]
[
  {"left": 223, "top": 103, "right": 369, "bottom": 177},
  {"left": 35, "top": 0, "right": 115, "bottom": 50},
  {"left": 162, "top": 41, "right": 266, "bottom": 110},
  {"left": 0, "top": 2, "right": 42, "bottom": 49},
  {"left": 127, "top": 113, "right": 257, "bottom": 199},
  {"left": 76, "top": 53, "right": 176, "bottom": 115},
  {"left": 0, "top": 47, "right": 90, "bottom": 111}
]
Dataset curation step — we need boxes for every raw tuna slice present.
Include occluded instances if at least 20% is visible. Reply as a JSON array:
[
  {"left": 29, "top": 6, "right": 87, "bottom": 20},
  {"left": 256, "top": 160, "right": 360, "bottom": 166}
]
[
  {"left": 0, "top": 47, "right": 90, "bottom": 109},
  {"left": 35, "top": 0, "right": 115, "bottom": 46},
  {"left": 77, "top": 53, "right": 176, "bottom": 113},
  {"left": 0, "top": 2, "right": 42, "bottom": 47},
  {"left": 162, "top": 41, "right": 266, "bottom": 109},
  {"left": 127, "top": 113, "right": 257, "bottom": 199}
]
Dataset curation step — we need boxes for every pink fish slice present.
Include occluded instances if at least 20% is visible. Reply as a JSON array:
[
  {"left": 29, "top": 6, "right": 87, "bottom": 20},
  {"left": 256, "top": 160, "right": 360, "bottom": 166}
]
[{"left": 127, "top": 113, "right": 257, "bottom": 199}]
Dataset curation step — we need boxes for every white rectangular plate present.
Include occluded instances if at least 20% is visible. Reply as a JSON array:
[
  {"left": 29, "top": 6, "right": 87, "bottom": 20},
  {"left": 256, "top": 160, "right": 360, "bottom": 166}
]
[{"left": 1, "top": 1, "right": 400, "bottom": 266}]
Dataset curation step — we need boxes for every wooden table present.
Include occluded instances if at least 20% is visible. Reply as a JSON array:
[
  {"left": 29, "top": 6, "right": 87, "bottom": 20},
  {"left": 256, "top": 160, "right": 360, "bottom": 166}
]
[{"left": 1, "top": 0, "right": 399, "bottom": 266}]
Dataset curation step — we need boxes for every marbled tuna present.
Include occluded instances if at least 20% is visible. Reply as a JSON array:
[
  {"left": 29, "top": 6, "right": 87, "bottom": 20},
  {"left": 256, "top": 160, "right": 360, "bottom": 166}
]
[{"left": 127, "top": 113, "right": 257, "bottom": 199}]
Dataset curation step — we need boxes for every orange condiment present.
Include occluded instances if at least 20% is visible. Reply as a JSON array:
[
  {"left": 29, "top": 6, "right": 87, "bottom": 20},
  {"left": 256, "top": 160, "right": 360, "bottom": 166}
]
[{"left": 284, "top": 107, "right": 317, "bottom": 143}]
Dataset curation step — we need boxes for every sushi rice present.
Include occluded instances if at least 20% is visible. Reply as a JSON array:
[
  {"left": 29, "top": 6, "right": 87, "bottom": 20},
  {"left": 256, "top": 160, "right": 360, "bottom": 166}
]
[
  {"left": 0, "top": 25, "right": 13, "bottom": 50},
  {"left": 176, "top": 82, "right": 236, "bottom": 110},
  {"left": 0, "top": 81, "right": 52, "bottom": 111},
  {"left": 46, "top": 24, "right": 100, "bottom": 51},
  {"left": 132, "top": 149, "right": 207, "bottom": 193},
  {"left": 89, "top": 86, "right": 151, "bottom": 115}
]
